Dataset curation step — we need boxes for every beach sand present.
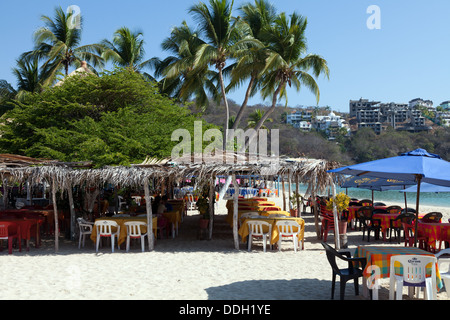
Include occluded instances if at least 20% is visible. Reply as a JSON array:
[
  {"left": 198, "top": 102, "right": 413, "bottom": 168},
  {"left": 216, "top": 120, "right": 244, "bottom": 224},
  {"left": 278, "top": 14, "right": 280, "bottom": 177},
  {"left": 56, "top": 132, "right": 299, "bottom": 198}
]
[{"left": 0, "top": 195, "right": 449, "bottom": 301}]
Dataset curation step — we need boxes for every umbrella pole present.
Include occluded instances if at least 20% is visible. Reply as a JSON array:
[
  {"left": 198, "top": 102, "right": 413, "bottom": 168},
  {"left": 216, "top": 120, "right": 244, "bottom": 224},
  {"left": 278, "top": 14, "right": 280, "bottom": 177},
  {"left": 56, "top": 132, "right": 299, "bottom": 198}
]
[
  {"left": 403, "top": 185, "right": 407, "bottom": 210},
  {"left": 413, "top": 176, "right": 422, "bottom": 247}
]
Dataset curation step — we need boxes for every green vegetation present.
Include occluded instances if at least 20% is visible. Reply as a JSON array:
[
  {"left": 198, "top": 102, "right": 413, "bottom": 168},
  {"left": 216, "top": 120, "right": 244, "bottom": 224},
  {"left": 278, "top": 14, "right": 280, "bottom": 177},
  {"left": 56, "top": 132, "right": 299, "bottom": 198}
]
[{"left": 0, "top": 69, "right": 216, "bottom": 167}]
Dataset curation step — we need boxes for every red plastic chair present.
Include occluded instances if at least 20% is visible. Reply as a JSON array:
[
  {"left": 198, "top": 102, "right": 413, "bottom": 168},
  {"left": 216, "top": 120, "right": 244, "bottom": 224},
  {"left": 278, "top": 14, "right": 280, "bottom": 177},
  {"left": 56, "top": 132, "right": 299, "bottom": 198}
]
[
  {"left": 0, "top": 222, "right": 21, "bottom": 254},
  {"left": 403, "top": 222, "right": 428, "bottom": 250},
  {"left": 321, "top": 213, "right": 335, "bottom": 242},
  {"left": 319, "top": 201, "right": 335, "bottom": 242}
]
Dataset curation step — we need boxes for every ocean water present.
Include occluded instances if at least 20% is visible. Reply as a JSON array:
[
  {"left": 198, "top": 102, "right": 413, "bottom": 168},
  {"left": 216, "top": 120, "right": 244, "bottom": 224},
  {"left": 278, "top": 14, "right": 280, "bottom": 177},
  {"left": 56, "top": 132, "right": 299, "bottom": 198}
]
[{"left": 291, "top": 184, "right": 450, "bottom": 209}]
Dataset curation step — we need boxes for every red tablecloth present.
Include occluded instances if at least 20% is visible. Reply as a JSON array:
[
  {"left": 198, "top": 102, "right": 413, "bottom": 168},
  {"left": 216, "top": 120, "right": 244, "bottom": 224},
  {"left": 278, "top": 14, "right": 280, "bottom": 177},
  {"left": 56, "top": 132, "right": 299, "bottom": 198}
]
[
  {"left": 0, "top": 218, "right": 41, "bottom": 250},
  {"left": 417, "top": 222, "right": 450, "bottom": 250}
]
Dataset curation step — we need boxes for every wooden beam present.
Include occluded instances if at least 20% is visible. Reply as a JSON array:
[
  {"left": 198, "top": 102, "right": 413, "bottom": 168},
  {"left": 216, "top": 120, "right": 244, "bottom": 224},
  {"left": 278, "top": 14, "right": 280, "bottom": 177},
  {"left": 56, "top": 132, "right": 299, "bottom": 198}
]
[
  {"left": 208, "top": 175, "right": 215, "bottom": 240},
  {"left": 144, "top": 179, "right": 154, "bottom": 251},
  {"left": 232, "top": 174, "right": 239, "bottom": 250},
  {"left": 52, "top": 179, "right": 59, "bottom": 253}
]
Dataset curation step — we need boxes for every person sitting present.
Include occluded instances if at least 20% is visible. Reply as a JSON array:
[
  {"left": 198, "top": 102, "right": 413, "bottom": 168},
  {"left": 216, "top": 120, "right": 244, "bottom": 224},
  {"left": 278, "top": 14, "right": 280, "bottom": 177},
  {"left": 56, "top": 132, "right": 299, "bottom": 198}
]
[{"left": 162, "top": 195, "right": 173, "bottom": 212}]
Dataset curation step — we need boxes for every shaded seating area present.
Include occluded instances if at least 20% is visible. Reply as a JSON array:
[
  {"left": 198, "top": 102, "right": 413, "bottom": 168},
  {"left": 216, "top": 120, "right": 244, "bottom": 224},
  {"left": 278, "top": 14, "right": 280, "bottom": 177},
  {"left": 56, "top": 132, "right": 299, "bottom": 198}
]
[{"left": 0, "top": 152, "right": 341, "bottom": 254}]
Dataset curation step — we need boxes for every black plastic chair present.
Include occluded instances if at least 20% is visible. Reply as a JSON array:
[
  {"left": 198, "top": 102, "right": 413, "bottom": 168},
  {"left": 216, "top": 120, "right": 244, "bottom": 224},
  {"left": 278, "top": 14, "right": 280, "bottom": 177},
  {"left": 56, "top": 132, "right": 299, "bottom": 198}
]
[
  {"left": 389, "top": 212, "right": 416, "bottom": 243},
  {"left": 373, "top": 202, "right": 386, "bottom": 206},
  {"left": 422, "top": 212, "right": 443, "bottom": 223},
  {"left": 386, "top": 205, "right": 402, "bottom": 214},
  {"left": 360, "top": 199, "right": 373, "bottom": 206},
  {"left": 401, "top": 208, "right": 416, "bottom": 214},
  {"left": 372, "top": 208, "right": 387, "bottom": 214},
  {"left": 356, "top": 206, "right": 381, "bottom": 242},
  {"left": 321, "top": 242, "right": 367, "bottom": 300}
]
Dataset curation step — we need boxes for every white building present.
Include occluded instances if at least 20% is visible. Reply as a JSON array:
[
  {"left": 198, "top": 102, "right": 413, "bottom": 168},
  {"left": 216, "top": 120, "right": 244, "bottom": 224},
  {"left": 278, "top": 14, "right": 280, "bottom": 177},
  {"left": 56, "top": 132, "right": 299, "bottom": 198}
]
[
  {"left": 286, "top": 109, "right": 312, "bottom": 131},
  {"left": 436, "top": 111, "right": 450, "bottom": 127},
  {"left": 439, "top": 101, "right": 450, "bottom": 111},
  {"left": 313, "top": 111, "right": 349, "bottom": 135},
  {"left": 409, "top": 98, "right": 434, "bottom": 109}
]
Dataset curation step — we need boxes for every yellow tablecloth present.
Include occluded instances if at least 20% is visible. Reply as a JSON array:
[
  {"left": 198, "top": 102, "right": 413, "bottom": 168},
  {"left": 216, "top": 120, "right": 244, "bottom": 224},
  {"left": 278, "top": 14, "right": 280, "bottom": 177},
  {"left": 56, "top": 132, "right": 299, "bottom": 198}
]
[
  {"left": 162, "top": 209, "right": 182, "bottom": 225},
  {"left": 238, "top": 216, "right": 305, "bottom": 245},
  {"left": 90, "top": 216, "right": 157, "bottom": 246},
  {"left": 259, "top": 210, "right": 290, "bottom": 217},
  {"left": 226, "top": 208, "right": 286, "bottom": 227}
]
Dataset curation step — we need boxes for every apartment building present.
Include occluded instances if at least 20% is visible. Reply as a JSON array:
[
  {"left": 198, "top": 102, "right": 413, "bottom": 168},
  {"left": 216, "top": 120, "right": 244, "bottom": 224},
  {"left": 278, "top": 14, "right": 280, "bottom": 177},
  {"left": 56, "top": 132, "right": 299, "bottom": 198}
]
[
  {"left": 349, "top": 98, "right": 431, "bottom": 133},
  {"left": 286, "top": 109, "right": 313, "bottom": 131}
]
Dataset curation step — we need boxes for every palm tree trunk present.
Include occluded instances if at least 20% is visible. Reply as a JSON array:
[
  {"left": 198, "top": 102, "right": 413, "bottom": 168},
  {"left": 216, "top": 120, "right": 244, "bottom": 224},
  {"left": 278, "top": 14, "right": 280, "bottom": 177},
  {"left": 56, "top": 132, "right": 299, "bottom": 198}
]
[
  {"left": 218, "top": 68, "right": 229, "bottom": 150},
  {"left": 231, "top": 75, "right": 255, "bottom": 131},
  {"left": 240, "top": 82, "right": 283, "bottom": 152}
]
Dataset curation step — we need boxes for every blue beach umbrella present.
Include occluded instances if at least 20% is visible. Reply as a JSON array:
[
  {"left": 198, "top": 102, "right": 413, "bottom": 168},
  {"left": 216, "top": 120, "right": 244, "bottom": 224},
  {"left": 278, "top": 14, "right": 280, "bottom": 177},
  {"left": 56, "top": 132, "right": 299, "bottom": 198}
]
[
  {"left": 329, "top": 149, "right": 450, "bottom": 246},
  {"left": 341, "top": 176, "right": 414, "bottom": 190},
  {"left": 400, "top": 182, "right": 450, "bottom": 193},
  {"left": 341, "top": 176, "right": 415, "bottom": 206}
]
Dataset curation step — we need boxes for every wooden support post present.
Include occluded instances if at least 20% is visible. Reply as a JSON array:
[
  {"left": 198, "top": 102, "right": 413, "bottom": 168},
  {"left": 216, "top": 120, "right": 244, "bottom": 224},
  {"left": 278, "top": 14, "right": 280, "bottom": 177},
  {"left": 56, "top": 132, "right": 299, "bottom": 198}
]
[
  {"left": 232, "top": 174, "right": 239, "bottom": 250},
  {"left": 144, "top": 179, "right": 154, "bottom": 251},
  {"left": 68, "top": 185, "right": 76, "bottom": 241},
  {"left": 52, "top": 179, "right": 59, "bottom": 253},
  {"left": 209, "top": 176, "right": 215, "bottom": 240},
  {"left": 282, "top": 176, "right": 286, "bottom": 211},
  {"left": 295, "top": 175, "right": 301, "bottom": 217},
  {"left": 331, "top": 182, "right": 340, "bottom": 250},
  {"left": 2, "top": 179, "right": 8, "bottom": 210},
  {"left": 312, "top": 189, "right": 320, "bottom": 239},
  {"left": 288, "top": 170, "right": 292, "bottom": 211}
]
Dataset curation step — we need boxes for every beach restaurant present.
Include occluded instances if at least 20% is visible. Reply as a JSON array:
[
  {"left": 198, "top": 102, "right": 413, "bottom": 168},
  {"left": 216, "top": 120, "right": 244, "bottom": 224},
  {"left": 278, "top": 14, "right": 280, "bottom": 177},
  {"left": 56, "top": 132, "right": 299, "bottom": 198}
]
[{"left": 0, "top": 152, "right": 341, "bottom": 253}]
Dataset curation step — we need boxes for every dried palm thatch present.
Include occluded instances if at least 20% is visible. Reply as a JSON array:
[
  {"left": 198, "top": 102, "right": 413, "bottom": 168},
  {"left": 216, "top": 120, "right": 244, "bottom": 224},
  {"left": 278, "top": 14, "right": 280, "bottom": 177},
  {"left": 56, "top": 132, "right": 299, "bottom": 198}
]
[{"left": 0, "top": 152, "right": 342, "bottom": 252}]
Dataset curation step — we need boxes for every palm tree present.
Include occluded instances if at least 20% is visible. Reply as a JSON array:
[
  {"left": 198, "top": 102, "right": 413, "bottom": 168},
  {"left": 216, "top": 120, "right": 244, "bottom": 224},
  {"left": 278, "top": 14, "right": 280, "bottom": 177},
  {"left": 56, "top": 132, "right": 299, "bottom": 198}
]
[
  {"left": 189, "top": 0, "right": 258, "bottom": 149},
  {"left": 243, "top": 12, "right": 329, "bottom": 150},
  {"left": 0, "top": 56, "right": 45, "bottom": 103},
  {"left": 156, "top": 21, "right": 220, "bottom": 110},
  {"left": 228, "top": 0, "right": 277, "bottom": 131},
  {"left": 26, "top": 6, "right": 104, "bottom": 85},
  {"left": 0, "top": 80, "right": 16, "bottom": 115},
  {"left": 246, "top": 108, "right": 272, "bottom": 130},
  {"left": 101, "top": 27, "right": 157, "bottom": 80},
  {"left": 12, "top": 56, "right": 44, "bottom": 100}
]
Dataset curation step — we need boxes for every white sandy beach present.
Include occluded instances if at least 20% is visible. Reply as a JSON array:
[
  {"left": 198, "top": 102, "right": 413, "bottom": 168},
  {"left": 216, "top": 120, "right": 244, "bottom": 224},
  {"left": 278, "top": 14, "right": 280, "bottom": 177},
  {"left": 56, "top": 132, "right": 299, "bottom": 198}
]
[{"left": 0, "top": 195, "right": 449, "bottom": 301}]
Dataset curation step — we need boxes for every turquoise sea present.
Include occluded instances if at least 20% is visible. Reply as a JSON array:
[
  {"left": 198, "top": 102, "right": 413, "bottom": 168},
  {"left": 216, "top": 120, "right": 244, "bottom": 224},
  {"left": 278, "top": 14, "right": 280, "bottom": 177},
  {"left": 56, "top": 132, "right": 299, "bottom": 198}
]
[{"left": 292, "top": 184, "right": 450, "bottom": 209}]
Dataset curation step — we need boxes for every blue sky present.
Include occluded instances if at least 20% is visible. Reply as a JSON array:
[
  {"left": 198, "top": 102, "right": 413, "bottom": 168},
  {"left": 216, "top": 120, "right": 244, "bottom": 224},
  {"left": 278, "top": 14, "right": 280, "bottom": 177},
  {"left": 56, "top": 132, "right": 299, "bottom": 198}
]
[{"left": 0, "top": 0, "right": 449, "bottom": 112}]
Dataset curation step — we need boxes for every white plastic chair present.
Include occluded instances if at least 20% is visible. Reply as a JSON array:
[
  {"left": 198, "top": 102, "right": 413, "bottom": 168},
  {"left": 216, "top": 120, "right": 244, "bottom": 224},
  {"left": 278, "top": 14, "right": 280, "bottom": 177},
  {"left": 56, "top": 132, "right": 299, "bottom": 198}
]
[
  {"left": 94, "top": 220, "right": 120, "bottom": 253},
  {"left": 276, "top": 220, "right": 302, "bottom": 252},
  {"left": 389, "top": 255, "right": 437, "bottom": 300},
  {"left": 117, "top": 196, "right": 127, "bottom": 211},
  {"left": 186, "top": 193, "right": 196, "bottom": 211},
  {"left": 435, "top": 248, "right": 450, "bottom": 298},
  {"left": 124, "top": 221, "right": 147, "bottom": 252},
  {"left": 77, "top": 217, "right": 93, "bottom": 249},
  {"left": 247, "top": 220, "right": 272, "bottom": 252}
]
